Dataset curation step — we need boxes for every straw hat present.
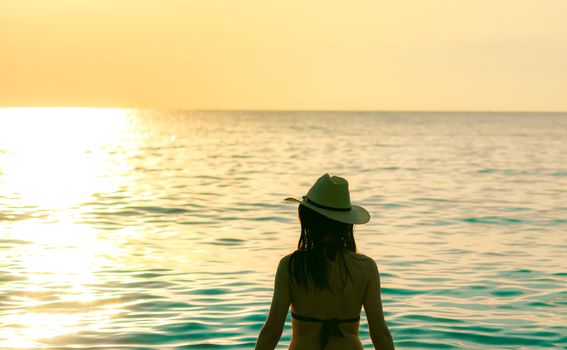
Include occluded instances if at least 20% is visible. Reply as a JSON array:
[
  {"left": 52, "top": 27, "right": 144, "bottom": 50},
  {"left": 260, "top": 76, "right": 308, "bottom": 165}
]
[{"left": 285, "top": 174, "right": 370, "bottom": 224}]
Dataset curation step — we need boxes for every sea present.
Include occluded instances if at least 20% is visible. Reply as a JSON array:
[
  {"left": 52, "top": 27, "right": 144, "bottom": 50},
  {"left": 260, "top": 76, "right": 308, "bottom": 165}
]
[{"left": 0, "top": 109, "right": 566, "bottom": 349}]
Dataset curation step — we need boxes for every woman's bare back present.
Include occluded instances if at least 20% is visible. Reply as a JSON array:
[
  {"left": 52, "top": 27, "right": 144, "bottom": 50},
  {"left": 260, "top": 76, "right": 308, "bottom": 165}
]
[{"left": 281, "top": 251, "right": 376, "bottom": 349}]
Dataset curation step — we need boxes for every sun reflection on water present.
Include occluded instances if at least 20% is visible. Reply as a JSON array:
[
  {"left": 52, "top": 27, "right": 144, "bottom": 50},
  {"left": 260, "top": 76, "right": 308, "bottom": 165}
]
[
  {"left": 0, "top": 107, "right": 136, "bottom": 211},
  {"left": 1, "top": 223, "right": 127, "bottom": 348},
  {"left": 0, "top": 108, "right": 138, "bottom": 347}
]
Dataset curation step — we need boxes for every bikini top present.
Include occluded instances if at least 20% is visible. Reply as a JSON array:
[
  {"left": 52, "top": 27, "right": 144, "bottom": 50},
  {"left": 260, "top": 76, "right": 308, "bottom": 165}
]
[{"left": 291, "top": 312, "right": 360, "bottom": 350}]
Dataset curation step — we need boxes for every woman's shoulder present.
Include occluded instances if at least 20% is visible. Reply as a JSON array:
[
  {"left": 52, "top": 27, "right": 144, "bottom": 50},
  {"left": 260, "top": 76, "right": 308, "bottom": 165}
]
[
  {"left": 279, "top": 252, "right": 294, "bottom": 265},
  {"left": 345, "top": 251, "right": 379, "bottom": 270},
  {"left": 276, "top": 252, "right": 295, "bottom": 273},
  {"left": 345, "top": 250, "right": 373, "bottom": 261}
]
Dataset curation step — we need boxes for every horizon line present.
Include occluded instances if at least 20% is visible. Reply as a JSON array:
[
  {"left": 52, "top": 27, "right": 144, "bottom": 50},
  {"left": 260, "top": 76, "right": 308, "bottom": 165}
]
[{"left": 0, "top": 106, "right": 566, "bottom": 114}]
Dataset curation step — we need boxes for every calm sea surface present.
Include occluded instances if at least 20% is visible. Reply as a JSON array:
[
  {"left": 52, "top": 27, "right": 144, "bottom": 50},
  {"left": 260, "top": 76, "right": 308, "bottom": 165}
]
[{"left": 0, "top": 109, "right": 566, "bottom": 349}]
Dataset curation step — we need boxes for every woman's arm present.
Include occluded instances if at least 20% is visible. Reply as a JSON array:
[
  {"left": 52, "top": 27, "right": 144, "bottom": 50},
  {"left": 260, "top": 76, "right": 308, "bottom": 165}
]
[
  {"left": 255, "top": 257, "right": 291, "bottom": 350},
  {"left": 363, "top": 259, "right": 395, "bottom": 350}
]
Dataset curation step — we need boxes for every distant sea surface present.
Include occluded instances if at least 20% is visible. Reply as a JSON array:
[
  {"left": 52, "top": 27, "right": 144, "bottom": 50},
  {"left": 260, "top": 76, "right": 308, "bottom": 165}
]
[{"left": 0, "top": 109, "right": 566, "bottom": 349}]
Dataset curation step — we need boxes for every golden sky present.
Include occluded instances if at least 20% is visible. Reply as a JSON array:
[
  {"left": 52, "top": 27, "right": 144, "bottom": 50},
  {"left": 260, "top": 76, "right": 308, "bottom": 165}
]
[{"left": 1, "top": 0, "right": 566, "bottom": 111}]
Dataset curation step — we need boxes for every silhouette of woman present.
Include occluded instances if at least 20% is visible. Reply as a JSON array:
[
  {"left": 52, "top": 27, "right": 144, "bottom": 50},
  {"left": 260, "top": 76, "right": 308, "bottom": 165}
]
[{"left": 255, "top": 174, "right": 395, "bottom": 350}]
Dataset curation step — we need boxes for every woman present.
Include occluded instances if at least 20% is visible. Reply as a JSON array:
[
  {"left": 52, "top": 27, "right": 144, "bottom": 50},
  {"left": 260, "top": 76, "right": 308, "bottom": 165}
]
[{"left": 256, "top": 174, "right": 395, "bottom": 350}]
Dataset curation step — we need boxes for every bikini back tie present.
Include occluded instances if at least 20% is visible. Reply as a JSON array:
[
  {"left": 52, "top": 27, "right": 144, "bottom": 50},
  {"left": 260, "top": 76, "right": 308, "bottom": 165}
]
[{"left": 291, "top": 312, "right": 360, "bottom": 350}]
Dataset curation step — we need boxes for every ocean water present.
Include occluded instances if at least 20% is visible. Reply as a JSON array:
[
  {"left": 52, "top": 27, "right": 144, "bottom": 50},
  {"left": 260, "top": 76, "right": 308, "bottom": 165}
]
[{"left": 0, "top": 109, "right": 566, "bottom": 349}]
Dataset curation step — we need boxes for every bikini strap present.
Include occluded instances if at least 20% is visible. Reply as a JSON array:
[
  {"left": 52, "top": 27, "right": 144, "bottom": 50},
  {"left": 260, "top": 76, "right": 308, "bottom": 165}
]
[{"left": 291, "top": 312, "right": 360, "bottom": 350}]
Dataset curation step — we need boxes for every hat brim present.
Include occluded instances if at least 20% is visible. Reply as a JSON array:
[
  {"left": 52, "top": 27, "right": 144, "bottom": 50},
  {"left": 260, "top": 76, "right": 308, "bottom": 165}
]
[{"left": 285, "top": 197, "right": 370, "bottom": 225}]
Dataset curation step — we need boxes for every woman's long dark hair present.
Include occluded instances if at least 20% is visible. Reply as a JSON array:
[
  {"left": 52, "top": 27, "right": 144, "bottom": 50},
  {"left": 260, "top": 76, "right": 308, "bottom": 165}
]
[{"left": 288, "top": 204, "right": 356, "bottom": 292}]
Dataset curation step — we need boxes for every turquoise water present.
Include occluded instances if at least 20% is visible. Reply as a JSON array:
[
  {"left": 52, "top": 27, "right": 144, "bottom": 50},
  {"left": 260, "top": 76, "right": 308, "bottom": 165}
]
[{"left": 0, "top": 109, "right": 566, "bottom": 349}]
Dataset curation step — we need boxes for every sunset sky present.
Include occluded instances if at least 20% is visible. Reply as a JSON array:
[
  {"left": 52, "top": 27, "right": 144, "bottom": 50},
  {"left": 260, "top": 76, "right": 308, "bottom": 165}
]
[{"left": 1, "top": 0, "right": 566, "bottom": 111}]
